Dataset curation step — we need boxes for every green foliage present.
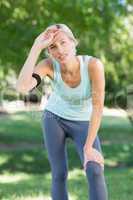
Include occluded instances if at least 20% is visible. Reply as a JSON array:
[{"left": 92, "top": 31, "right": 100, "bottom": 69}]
[{"left": 0, "top": 0, "right": 133, "bottom": 106}]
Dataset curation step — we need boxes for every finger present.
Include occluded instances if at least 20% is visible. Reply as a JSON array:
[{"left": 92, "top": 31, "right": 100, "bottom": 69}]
[
  {"left": 95, "top": 156, "right": 104, "bottom": 165},
  {"left": 101, "top": 163, "right": 104, "bottom": 169},
  {"left": 52, "top": 30, "right": 65, "bottom": 42},
  {"left": 52, "top": 30, "right": 61, "bottom": 41},
  {"left": 94, "top": 157, "right": 104, "bottom": 168},
  {"left": 84, "top": 151, "right": 104, "bottom": 170},
  {"left": 46, "top": 27, "right": 58, "bottom": 35},
  {"left": 84, "top": 165, "right": 86, "bottom": 171},
  {"left": 94, "top": 150, "right": 104, "bottom": 162},
  {"left": 48, "top": 30, "right": 59, "bottom": 38},
  {"left": 95, "top": 153, "right": 104, "bottom": 161},
  {"left": 83, "top": 161, "right": 87, "bottom": 171},
  {"left": 84, "top": 151, "right": 104, "bottom": 164},
  {"left": 94, "top": 149, "right": 104, "bottom": 158},
  {"left": 83, "top": 160, "right": 104, "bottom": 172},
  {"left": 83, "top": 150, "right": 104, "bottom": 167},
  {"left": 52, "top": 28, "right": 59, "bottom": 33},
  {"left": 44, "top": 32, "right": 54, "bottom": 41}
]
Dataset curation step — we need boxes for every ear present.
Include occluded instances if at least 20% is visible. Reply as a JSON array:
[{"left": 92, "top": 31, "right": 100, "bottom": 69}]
[
  {"left": 71, "top": 41, "right": 77, "bottom": 54},
  {"left": 44, "top": 49, "right": 49, "bottom": 57},
  {"left": 70, "top": 41, "right": 75, "bottom": 50}
]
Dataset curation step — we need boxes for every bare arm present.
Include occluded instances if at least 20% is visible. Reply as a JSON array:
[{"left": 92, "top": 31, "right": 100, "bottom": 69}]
[
  {"left": 16, "top": 45, "right": 42, "bottom": 94},
  {"left": 84, "top": 57, "right": 105, "bottom": 150},
  {"left": 16, "top": 46, "right": 52, "bottom": 94},
  {"left": 16, "top": 27, "right": 58, "bottom": 94}
]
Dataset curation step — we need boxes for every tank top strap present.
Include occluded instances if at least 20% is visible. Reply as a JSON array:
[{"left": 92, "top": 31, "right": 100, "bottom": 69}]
[
  {"left": 80, "top": 55, "right": 93, "bottom": 98},
  {"left": 51, "top": 55, "right": 93, "bottom": 86},
  {"left": 82, "top": 55, "right": 93, "bottom": 83},
  {"left": 51, "top": 58, "right": 60, "bottom": 83},
  {"left": 82, "top": 55, "right": 93, "bottom": 71}
]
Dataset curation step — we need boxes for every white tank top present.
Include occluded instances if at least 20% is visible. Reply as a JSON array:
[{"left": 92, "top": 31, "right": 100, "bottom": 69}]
[{"left": 44, "top": 55, "right": 93, "bottom": 121}]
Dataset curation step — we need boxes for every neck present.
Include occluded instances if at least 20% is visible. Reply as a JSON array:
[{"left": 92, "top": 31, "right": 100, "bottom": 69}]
[{"left": 60, "top": 55, "right": 79, "bottom": 73}]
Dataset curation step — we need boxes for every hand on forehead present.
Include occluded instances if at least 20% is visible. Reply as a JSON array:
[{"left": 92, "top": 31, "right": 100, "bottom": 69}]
[
  {"left": 46, "top": 26, "right": 58, "bottom": 34},
  {"left": 52, "top": 30, "right": 67, "bottom": 43},
  {"left": 45, "top": 26, "right": 68, "bottom": 48},
  {"left": 46, "top": 24, "right": 68, "bottom": 35}
]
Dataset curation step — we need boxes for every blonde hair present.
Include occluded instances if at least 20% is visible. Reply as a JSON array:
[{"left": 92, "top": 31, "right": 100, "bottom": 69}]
[{"left": 44, "top": 23, "right": 79, "bottom": 57}]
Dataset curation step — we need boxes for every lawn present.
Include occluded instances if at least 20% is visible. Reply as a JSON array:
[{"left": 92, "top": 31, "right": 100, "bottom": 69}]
[{"left": 0, "top": 111, "right": 133, "bottom": 200}]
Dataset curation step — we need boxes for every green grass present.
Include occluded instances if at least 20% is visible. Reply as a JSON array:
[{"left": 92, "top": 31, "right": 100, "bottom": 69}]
[
  {"left": 100, "top": 115, "right": 133, "bottom": 143},
  {"left": 0, "top": 111, "right": 132, "bottom": 144},
  {"left": 0, "top": 111, "right": 133, "bottom": 200},
  {"left": 0, "top": 111, "right": 43, "bottom": 143}
]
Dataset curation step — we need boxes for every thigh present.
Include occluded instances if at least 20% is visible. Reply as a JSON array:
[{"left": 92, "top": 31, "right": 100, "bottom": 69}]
[
  {"left": 41, "top": 110, "right": 68, "bottom": 172},
  {"left": 71, "top": 121, "right": 103, "bottom": 165}
]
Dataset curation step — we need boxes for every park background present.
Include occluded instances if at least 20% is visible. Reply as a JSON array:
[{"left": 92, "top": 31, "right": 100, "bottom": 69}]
[{"left": 0, "top": 0, "right": 133, "bottom": 199}]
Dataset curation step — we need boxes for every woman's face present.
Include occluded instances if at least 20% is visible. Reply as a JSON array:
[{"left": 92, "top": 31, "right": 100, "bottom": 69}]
[{"left": 47, "top": 30, "right": 76, "bottom": 64}]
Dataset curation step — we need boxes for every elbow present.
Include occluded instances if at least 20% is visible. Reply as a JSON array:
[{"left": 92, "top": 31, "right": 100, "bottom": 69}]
[
  {"left": 92, "top": 102, "right": 104, "bottom": 114},
  {"left": 16, "top": 82, "right": 29, "bottom": 95}
]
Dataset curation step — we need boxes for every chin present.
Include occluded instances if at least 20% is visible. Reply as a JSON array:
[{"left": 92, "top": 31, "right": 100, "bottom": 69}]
[
  {"left": 57, "top": 53, "right": 74, "bottom": 63},
  {"left": 58, "top": 56, "right": 68, "bottom": 63}
]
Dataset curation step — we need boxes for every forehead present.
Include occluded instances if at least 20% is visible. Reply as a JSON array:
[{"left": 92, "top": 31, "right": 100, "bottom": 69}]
[{"left": 52, "top": 31, "right": 70, "bottom": 43}]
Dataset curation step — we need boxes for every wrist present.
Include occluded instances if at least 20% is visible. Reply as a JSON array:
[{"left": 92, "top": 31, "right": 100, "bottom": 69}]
[
  {"left": 84, "top": 144, "right": 93, "bottom": 151},
  {"left": 32, "top": 42, "right": 42, "bottom": 54}
]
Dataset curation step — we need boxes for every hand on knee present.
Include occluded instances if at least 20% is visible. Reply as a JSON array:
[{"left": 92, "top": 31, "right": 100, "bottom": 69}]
[{"left": 86, "top": 161, "right": 103, "bottom": 176}]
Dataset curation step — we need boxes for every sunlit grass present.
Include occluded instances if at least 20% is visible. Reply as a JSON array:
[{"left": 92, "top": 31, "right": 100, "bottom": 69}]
[
  {"left": 0, "top": 167, "right": 132, "bottom": 200},
  {"left": 0, "top": 111, "right": 42, "bottom": 143},
  {"left": 0, "top": 111, "right": 132, "bottom": 144},
  {"left": 0, "top": 173, "right": 29, "bottom": 183},
  {"left": 0, "top": 111, "right": 133, "bottom": 199}
]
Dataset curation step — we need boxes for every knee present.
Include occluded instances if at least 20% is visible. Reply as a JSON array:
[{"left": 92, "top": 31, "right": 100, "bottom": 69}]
[
  {"left": 86, "top": 161, "right": 103, "bottom": 176},
  {"left": 53, "top": 171, "right": 68, "bottom": 181}
]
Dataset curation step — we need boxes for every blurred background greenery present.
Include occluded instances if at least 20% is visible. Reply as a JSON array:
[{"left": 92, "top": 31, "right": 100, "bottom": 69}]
[
  {"left": 0, "top": 0, "right": 133, "bottom": 199},
  {"left": 0, "top": 0, "right": 133, "bottom": 106}
]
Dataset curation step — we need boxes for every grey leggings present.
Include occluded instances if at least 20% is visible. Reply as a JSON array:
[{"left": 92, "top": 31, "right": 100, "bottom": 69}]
[{"left": 41, "top": 110, "right": 108, "bottom": 200}]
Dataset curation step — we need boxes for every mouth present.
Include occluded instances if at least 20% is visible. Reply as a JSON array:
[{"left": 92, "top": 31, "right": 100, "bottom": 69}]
[{"left": 58, "top": 54, "right": 68, "bottom": 60}]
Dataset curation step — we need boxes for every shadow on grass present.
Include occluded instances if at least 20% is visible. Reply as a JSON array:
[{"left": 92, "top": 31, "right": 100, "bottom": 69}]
[
  {"left": 0, "top": 163, "right": 133, "bottom": 200},
  {"left": 99, "top": 116, "right": 133, "bottom": 143},
  {"left": 0, "top": 171, "right": 88, "bottom": 200},
  {"left": 0, "top": 112, "right": 132, "bottom": 176},
  {"left": 0, "top": 112, "right": 133, "bottom": 144},
  {"left": 0, "top": 141, "right": 83, "bottom": 175},
  {"left": 0, "top": 112, "right": 133, "bottom": 199},
  {"left": 0, "top": 141, "right": 133, "bottom": 176}
]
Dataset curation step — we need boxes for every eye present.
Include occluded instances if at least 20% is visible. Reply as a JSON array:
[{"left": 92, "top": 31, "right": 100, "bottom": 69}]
[
  {"left": 50, "top": 45, "right": 56, "bottom": 49},
  {"left": 61, "top": 40, "right": 66, "bottom": 44}
]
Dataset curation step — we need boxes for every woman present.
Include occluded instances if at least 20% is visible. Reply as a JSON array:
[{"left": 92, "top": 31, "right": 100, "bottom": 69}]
[{"left": 16, "top": 23, "right": 108, "bottom": 200}]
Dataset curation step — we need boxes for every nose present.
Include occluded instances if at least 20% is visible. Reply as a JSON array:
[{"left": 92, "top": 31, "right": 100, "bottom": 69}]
[{"left": 57, "top": 45, "right": 64, "bottom": 54}]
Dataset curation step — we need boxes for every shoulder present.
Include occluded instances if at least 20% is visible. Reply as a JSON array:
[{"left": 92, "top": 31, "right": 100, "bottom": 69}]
[
  {"left": 86, "top": 56, "right": 105, "bottom": 82},
  {"left": 37, "top": 58, "right": 53, "bottom": 70},
  {"left": 88, "top": 56, "right": 104, "bottom": 70},
  {"left": 33, "top": 57, "right": 54, "bottom": 79}
]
